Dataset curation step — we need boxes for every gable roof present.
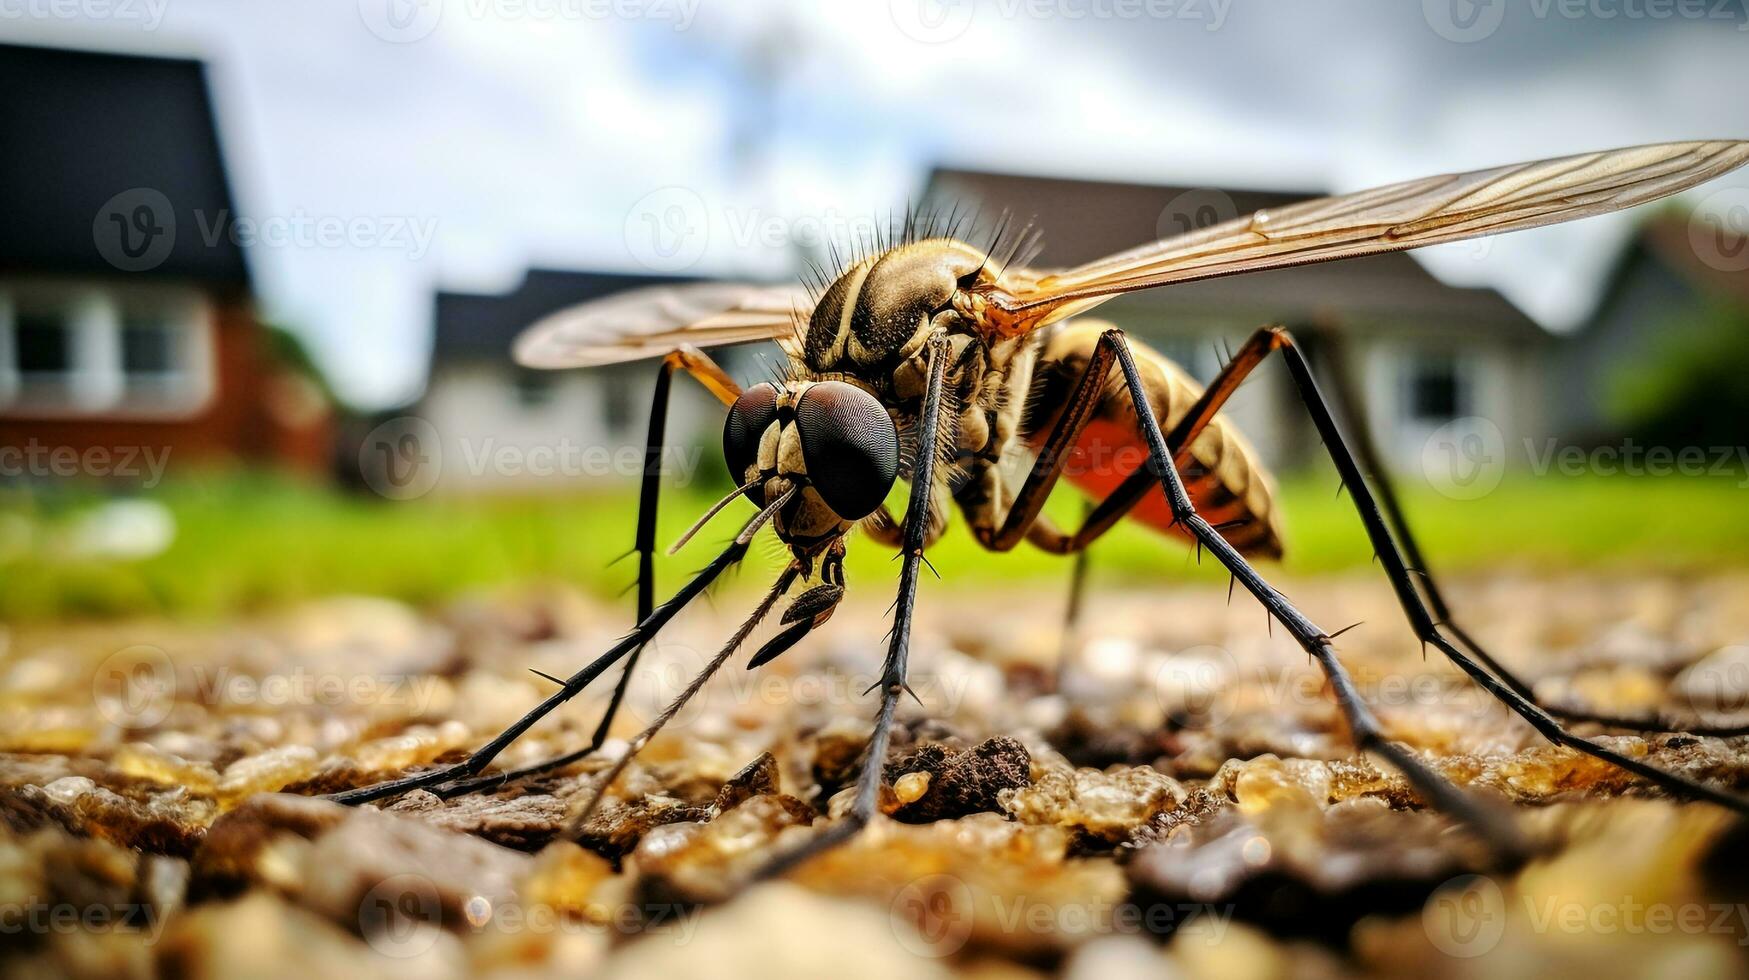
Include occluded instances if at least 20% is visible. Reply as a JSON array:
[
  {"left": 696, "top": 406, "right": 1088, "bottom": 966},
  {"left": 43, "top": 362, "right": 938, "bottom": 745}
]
[
  {"left": 926, "top": 166, "right": 1544, "bottom": 336},
  {"left": 0, "top": 43, "right": 249, "bottom": 287},
  {"left": 1636, "top": 213, "right": 1749, "bottom": 308},
  {"left": 432, "top": 269, "right": 695, "bottom": 364}
]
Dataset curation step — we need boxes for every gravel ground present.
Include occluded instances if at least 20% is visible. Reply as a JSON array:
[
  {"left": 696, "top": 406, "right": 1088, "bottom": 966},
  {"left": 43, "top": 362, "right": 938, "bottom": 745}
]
[{"left": 3, "top": 571, "right": 1749, "bottom": 978}]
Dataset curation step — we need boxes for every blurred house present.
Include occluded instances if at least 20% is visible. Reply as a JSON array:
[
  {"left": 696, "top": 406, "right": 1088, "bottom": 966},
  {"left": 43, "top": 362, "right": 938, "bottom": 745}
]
[
  {"left": 0, "top": 44, "right": 332, "bottom": 484},
  {"left": 418, "top": 270, "right": 726, "bottom": 494},
  {"left": 1559, "top": 214, "right": 1749, "bottom": 443},
  {"left": 926, "top": 167, "right": 1555, "bottom": 474}
]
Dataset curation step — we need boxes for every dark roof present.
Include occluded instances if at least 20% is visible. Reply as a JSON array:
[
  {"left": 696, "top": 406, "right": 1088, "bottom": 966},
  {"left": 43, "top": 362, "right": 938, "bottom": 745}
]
[
  {"left": 432, "top": 269, "right": 694, "bottom": 362},
  {"left": 0, "top": 43, "right": 249, "bottom": 287},
  {"left": 927, "top": 166, "right": 1543, "bottom": 335},
  {"left": 1638, "top": 214, "right": 1749, "bottom": 307}
]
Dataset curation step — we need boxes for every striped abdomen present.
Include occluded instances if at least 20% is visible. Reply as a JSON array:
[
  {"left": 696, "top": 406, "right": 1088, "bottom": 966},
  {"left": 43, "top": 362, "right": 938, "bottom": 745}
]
[{"left": 1022, "top": 321, "right": 1284, "bottom": 558}]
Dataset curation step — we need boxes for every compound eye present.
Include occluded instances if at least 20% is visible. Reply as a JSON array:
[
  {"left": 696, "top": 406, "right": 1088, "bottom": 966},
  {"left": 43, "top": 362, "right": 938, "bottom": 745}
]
[
  {"left": 795, "top": 380, "right": 899, "bottom": 521},
  {"left": 723, "top": 382, "right": 778, "bottom": 497}
]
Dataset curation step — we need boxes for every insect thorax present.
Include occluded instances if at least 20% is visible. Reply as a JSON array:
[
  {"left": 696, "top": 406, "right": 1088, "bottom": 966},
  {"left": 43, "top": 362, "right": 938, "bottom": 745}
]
[{"left": 800, "top": 239, "right": 991, "bottom": 380}]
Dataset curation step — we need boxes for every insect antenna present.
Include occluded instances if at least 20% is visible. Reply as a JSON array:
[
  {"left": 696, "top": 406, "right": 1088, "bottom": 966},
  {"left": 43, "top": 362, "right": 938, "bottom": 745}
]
[
  {"left": 565, "top": 561, "right": 803, "bottom": 835},
  {"left": 668, "top": 479, "right": 764, "bottom": 555}
]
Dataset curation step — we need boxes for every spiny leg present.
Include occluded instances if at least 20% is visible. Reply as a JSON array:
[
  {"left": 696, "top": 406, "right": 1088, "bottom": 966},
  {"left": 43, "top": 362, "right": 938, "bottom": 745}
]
[
  {"left": 1096, "top": 327, "right": 1530, "bottom": 852},
  {"left": 1075, "top": 324, "right": 1748, "bottom": 738},
  {"left": 437, "top": 350, "right": 748, "bottom": 801},
  {"left": 1250, "top": 326, "right": 1749, "bottom": 813},
  {"left": 565, "top": 563, "right": 802, "bottom": 833},
  {"left": 750, "top": 333, "right": 953, "bottom": 883},
  {"left": 1311, "top": 332, "right": 1749, "bottom": 738},
  {"left": 326, "top": 487, "right": 790, "bottom": 806},
  {"left": 594, "top": 349, "right": 744, "bottom": 751},
  {"left": 1067, "top": 325, "right": 1280, "bottom": 552}
]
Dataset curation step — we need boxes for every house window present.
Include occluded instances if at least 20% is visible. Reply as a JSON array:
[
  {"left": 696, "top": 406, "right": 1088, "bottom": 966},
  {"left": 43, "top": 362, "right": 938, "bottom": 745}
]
[
  {"left": 601, "top": 369, "right": 635, "bottom": 435},
  {"left": 122, "top": 317, "right": 176, "bottom": 377},
  {"left": 16, "top": 312, "right": 73, "bottom": 376},
  {"left": 512, "top": 367, "right": 554, "bottom": 409},
  {"left": 0, "top": 284, "right": 212, "bottom": 418},
  {"left": 9, "top": 305, "right": 80, "bottom": 407},
  {"left": 1404, "top": 351, "right": 1468, "bottom": 423}
]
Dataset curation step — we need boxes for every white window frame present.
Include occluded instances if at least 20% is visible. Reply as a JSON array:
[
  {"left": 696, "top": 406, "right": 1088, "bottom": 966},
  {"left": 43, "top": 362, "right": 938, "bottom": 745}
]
[{"left": 0, "top": 280, "right": 215, "bottom": 420}]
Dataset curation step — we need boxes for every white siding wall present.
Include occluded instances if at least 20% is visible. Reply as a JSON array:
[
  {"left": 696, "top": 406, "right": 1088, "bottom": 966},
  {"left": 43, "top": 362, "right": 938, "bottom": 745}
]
[{"left": 418, "top": 364, "right": 720, "bottom": 494}]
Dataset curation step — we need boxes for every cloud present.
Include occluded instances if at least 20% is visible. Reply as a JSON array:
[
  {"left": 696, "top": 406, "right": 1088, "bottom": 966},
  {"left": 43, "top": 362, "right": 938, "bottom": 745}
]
[{"left": 19, "top": 0, "right": 1749, "bottom": 404}]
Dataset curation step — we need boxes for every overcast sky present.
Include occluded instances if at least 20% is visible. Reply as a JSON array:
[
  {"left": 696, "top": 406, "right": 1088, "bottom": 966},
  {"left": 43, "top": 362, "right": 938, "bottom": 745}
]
[{"left": 10, "top": 1, "right": 1749, "bottom": 406}]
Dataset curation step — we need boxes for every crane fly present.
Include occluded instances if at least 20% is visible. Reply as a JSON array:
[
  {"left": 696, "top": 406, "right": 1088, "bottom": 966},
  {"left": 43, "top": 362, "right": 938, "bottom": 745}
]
[{"left": 331, "top": 140, "right": 1749, "bottom": 875}]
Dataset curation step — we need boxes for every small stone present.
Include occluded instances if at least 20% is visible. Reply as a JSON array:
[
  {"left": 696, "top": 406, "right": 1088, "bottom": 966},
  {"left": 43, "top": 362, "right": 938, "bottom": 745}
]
[
  {"left": 1002, "top": 765, "right": 1185, "bottom": 845},
  {"left": 349, "top": 721, "right": 472, "bottom": 775},
  {"left": 894, "top": 770, "right": 931, "bottom": 804},
  {"left": 159, "top": 889, "right": 464, "bottom": 979},
  {"left": 218, "top": 746, "right": 320, "bottom": 802},
  {"left": 1232, "top": 755, "right": 1330, "bottom": 815},
  {"left": 384, "top": 786, "right": 571, "bottom": 852},
  {"left": 189, "top": 793, "right": 349, "bottom": 899},
  {"left": 299, "top": 806, "right": 530, "bottom": 935},
  {"left": 630, "top": 794, "right": 815, "bottom": 902},
  {"left": 598, "top": 883, "right": 953, "bottom": 980},
  {"left": 516, "top": 842, "right": 617, "bottom": 920},
  {"left": 113, "top": 743, "right": 220, "bottom": 796},
  {"left": 1674, "top": 645, "right": 1749, "bottom": 713}
]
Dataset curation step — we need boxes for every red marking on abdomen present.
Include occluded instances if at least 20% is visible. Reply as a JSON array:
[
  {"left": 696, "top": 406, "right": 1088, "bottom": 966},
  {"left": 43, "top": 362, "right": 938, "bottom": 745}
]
[{"left": 1042, "top": 419, "right": 1258, "bottom": 548}]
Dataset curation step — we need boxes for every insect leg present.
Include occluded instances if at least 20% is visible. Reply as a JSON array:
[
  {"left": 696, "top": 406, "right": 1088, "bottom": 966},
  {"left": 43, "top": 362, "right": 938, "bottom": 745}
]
[
  {"left": 1096, "top": 327, "right": 1530, "bottom": 852},
  {"left": 435, "top": 350, "right": 750, "bottom": 800},
  {"left": 563, "top": 562, "right": 802, "bottom": 832},
  {"left": 750, "top": 332, "right": 954, "bottom": 882},
  {"left": 971, "top": 323, "right": 1277, "bottom": 556},
  {"left": 1068, "top": 324, "right": 1279, "bottom": 551},
  {"left": 1057, "top": 516, "right": 1092, "bottom": 688},
  {"left": 592, "top": 348, "right": 743, "bottom": 750},
  {"left": 1311, "top": 335, "right": 1749, "bottom": 737},
  {"left": 1259, "top": 327, "right": 1749, "bottom": 814},
  {"left": 327, "top": 487, "right": 788, "bottom": 806}
]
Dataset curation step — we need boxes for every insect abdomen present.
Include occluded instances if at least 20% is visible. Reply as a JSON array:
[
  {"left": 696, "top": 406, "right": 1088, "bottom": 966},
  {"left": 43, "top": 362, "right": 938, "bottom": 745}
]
[{"left": 1023, "top": 321, "right": 1284, "bottom": 558}]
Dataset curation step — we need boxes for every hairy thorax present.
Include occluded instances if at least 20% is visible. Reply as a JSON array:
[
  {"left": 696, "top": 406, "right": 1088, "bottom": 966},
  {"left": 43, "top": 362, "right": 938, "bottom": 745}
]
[{"left": 798, "top": 238, "right": 1040, "bottom": 464}]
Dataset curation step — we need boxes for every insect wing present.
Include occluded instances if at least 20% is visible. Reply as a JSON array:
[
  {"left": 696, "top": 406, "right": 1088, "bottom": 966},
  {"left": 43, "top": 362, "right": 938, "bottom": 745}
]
[
  {"left": 515, "top": 281, "right": 812, "bottom": 368},
  {"left": 995, "top": 140, "right": 1749, "bottom": 320}
]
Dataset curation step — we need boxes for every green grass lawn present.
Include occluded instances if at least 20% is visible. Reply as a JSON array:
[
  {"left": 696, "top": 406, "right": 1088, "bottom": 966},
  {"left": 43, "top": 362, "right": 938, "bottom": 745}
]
[{"left": 4, "top": 465, "right": 1748, "bottom": 622}]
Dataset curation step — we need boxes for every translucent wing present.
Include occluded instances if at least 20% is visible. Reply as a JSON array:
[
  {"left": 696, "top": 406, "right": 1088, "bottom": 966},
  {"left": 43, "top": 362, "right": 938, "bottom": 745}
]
[
  {"left": 514, "top": 282, "right": 812, "bottom": 368},
  {"left": 995, "top": 140, "right": 1749, "bottom": 322}
]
